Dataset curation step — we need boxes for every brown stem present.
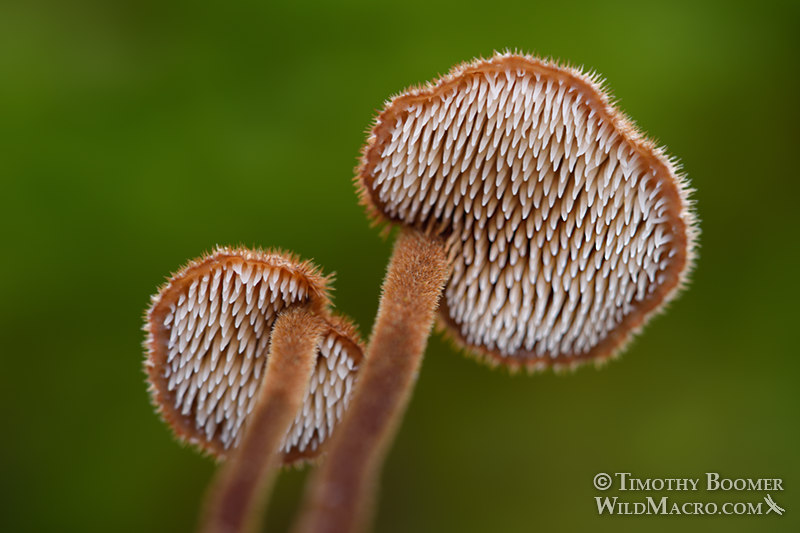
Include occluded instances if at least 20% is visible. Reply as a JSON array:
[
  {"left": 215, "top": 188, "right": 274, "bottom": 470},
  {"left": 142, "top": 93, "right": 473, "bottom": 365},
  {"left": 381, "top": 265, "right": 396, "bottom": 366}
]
[
  {"left": 199, "top": 307, "right": 326, "bottom": 533},
  {"left": 292, "top": 228, "right": 451, "bottom": 533}
]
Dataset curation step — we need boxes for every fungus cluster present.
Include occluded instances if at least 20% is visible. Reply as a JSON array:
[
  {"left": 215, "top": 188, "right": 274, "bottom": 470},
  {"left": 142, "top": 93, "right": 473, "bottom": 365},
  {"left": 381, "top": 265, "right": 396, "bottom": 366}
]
[{"left": 144, "top": 52, "right": 697, "bottom": 533}]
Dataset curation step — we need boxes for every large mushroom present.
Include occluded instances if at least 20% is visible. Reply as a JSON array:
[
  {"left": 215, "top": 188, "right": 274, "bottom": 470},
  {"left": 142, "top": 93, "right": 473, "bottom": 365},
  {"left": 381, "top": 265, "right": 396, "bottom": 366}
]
[
  {"left": 295, "top": 53, "right": 697, "bottom": 532},
  {"left": 145, "top": 247, "right": 363, "bottom": 533}
]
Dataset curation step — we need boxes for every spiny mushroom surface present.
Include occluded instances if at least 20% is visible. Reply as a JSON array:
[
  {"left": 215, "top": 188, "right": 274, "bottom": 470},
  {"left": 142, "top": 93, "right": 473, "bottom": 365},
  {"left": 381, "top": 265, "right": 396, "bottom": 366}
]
[
  {"left": 145, "top": 247, "right": 362, "bottom": 462},
  {"left": 282, "top": 316, "right": 361, "bottom": 458},
  {"left": 359, "top": 53, "right": 696, "bottom": 369}
]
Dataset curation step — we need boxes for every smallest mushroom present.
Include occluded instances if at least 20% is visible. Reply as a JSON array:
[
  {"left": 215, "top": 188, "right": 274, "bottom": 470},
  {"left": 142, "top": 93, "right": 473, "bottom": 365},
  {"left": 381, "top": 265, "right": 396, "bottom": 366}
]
[{"left": 144, "top": 247, "right": 363, "bottom": 533}]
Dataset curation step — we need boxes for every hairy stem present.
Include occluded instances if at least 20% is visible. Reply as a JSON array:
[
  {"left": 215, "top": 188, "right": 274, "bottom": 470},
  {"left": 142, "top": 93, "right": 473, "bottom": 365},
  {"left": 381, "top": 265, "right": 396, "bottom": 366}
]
[
  {"left": 199, "top": 307, "right": 325, "bottom": 533},
  {"left": 292, "top": 228, "right": 451, "bottom": 533}
]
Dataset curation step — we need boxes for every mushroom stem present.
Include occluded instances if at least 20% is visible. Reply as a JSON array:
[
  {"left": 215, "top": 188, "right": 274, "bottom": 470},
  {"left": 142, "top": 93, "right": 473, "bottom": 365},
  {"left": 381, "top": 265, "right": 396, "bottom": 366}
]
[
  {"left": 293, "top": 228, "right": 451, "bottom": 533},
  {"left": 199, "top": 307, "right": 326, "bottom": 533}
]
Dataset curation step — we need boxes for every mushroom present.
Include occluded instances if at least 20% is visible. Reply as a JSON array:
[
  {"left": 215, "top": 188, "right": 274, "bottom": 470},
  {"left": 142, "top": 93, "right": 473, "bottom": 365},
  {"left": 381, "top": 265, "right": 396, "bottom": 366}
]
[
  {"left": 294, "top": 52, "right": 697, "bottom": 533},
  {"left": 144, "top": 246, "right": 364, "bottom": 533}
]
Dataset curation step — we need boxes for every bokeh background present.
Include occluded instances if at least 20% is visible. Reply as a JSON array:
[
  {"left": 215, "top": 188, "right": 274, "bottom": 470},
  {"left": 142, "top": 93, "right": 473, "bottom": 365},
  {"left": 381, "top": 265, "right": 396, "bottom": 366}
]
[{"left": 1, "top": 1, "right": 798, "bottom": 531}]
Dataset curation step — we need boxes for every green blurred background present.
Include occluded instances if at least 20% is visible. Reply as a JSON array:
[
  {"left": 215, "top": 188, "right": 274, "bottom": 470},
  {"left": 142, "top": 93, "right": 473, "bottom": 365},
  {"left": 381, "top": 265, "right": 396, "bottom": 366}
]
[{"left": 1, "top": 0, "right": 798, "bottom": 531}]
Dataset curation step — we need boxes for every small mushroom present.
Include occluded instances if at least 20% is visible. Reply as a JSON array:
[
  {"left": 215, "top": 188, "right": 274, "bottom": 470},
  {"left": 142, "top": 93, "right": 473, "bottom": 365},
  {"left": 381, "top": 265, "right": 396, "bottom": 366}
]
[
  {"left": 295, "top": 53, "right": 697, "bottom": 533},
  {"left": 145, "top": 246, "right": 363, "bottom": 533}
]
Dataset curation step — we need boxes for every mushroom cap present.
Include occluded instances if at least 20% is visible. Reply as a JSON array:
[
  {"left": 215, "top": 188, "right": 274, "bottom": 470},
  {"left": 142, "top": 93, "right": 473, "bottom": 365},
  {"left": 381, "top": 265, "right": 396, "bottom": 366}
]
[
  {"left": 357, "top": 53, "right": 697, "bottom": 370},
  {"left": 145, "top": 247, "right": 364, "bottom": 463}
]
